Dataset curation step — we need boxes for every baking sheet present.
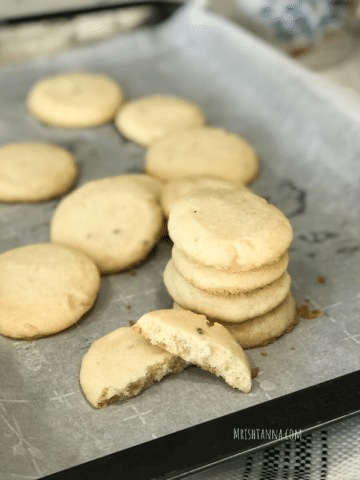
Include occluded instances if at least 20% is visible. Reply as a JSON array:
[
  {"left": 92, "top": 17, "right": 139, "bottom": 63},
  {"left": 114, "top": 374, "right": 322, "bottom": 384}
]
[{"left": 1, "top": 2, "right": 360, "bottom": 478}]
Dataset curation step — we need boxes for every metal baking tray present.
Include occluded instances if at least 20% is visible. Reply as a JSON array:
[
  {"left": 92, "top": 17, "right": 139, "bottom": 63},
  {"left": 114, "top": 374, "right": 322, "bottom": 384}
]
[{"left": 1, "top": 1, "right": 360, "bottom": 478}]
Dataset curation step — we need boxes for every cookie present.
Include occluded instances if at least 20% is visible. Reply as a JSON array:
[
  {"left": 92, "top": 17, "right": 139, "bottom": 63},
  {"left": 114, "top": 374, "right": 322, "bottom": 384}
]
[
  {"left": 168, "top": 189, "right": 293, "bottom": 271},
  {"left": 172, "top": 245, "right": 289, "bottom": 294},
  {"left": 160, "top": 176, "right": 246, "bottom": 218},
  {"left": 174, "top": 293, "right": 297, "bottom": 349},
  {"left": 122, "top": 173, "right": 164, "bottom": 200},
  {"left": 80, "top": 327, "right": 187, "bottom": 408},
  {"left": 50, "top": 176, "right": 164, "bottom": 274},
  {"left": 114, "top": 95, "right": 206, "bottom": 146},
  {"left": 0, "top": 142, "right": 78, "bottom": 202},
  {"left": 27, "top": 72, "right": 124, "bottom": 128},
  {"left": 132, "top": 309, "right": 252, "bottom": 393},
  {"left": 120, "top": 173, "right": 166, "bottom": 236},
  {"left": 145, "top": 127, "right": 259, "bottom": 184},
  {"left": 164, "top": 259, "right": 291, "bottom": 322},
  {"left": 0, "top": 243, "right": 100, "bottom": 340}
]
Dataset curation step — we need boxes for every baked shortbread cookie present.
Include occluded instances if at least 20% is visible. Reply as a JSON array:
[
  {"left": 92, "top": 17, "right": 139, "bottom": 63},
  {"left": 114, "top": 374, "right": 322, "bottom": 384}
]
[
  {"left": 164, "top": 260, "right": 291, "bottom": 322},
  {"left": 27, "top": 72, "right": 124, "bottom": 128},
  {"left": 160, "top": 176, "right": 246, "bottom": 218},
  {"left": 132, "top": 309, "right": 252, "bottom": 393},
  {"left": 145, "top": 127, "right": 259, "bottom": 185},
  {"left": 50, "top": 176, "right": 164, "bottom": 274},
  {"left": 80, "top": 327, "right": 187, "bottom": 408},
  {"left": 168, "top": 189, "right": 293, "bottom": 271},
  {"left": 122, "top": 173, "right": 165, "bottom": 200},
  {"left": 174, "top": 293, "right": 297, "bottom": 349},
  {"left": 172, "top": 245, "right": 289, "bottom": 294},
  {"left": 120, "top": 173, "right": 166, "bottom": 236},
  {"left": 114, "top": 95, "right": 206, "bottom": 146},
  {"left": 0, "top": 143, "right": 78, "bottom": 202},
  {"left": 0, "top": 243, "right": 100, "bottom": 340}
]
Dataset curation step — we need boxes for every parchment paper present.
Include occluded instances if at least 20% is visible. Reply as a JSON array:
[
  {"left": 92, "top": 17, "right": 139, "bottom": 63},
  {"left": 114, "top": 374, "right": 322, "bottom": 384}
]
[{"left": 0, "top": 2, "right": 360, "bottom": 478}]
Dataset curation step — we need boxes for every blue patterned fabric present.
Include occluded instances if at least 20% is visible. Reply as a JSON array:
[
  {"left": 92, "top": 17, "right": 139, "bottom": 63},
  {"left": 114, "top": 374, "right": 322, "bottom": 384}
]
[{"left": 239, "top": 0, "right": 347, "bottom": 42}]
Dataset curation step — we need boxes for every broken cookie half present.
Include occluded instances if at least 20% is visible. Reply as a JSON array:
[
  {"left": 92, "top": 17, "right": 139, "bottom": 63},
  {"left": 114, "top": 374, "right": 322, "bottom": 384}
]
[
  {"left": 80, "top": 326, "right": 187, "bottom": 408},
  {"left": 132, "top": 309, "right": 252, "bottom": 393}
]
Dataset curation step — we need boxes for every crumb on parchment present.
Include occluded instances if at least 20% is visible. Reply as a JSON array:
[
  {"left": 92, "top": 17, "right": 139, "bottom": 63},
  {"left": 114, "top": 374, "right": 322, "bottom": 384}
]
[{"left": 297, "top": 305, "right": 322, "bottom": 319}]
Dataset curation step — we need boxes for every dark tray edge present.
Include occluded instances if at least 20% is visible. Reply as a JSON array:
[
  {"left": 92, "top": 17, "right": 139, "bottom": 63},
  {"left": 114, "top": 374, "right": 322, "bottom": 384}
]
[{"left": 42, "top": 369, "right": 360, "bottom": 479}]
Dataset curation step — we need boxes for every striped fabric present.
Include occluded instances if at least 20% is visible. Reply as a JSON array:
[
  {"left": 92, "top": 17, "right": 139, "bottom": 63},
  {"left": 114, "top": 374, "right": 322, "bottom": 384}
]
[{"left": 186, "top": 416, "right": 360, "bottom": 480}]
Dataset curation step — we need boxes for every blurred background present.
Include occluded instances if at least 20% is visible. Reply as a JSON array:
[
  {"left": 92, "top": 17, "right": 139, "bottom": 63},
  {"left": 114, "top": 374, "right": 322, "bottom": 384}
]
[{"left": 1, "top": 0, "right": 360, "bottom": 107}]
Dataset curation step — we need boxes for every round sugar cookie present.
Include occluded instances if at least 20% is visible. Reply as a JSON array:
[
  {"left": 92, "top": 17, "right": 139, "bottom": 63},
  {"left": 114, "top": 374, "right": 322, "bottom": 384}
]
[
  {"left": 145, "top": 127, "right": 259, "bottom": 185},
  {"left": 172, "top": 246, "right": 289, "bottom": 294},
  {"left": 0, "top": 243, "right": 100, "bottom": 340},
  {"left": 27, "top": 72, "right": 124, "bottom": 128},
  {"left": 122, "top": 173, "right": 165, "bottom": 200},
  {"left": 164, "top": 259, "right": 291, "bottom": 323},
  {"left": 174, "top": 293, "right": 297, "bottom": 349},
  {"left": 80, "top": 327, "right": 187, "bottom": 408},
  {"left": 168, "top": 189, "right": 293, "bottom": 271},
  {"left": 160, "top": 176, "right": 247, "bottom": 218},
  {"left": 114, "top": 95, "right": 206, "bottom": 146},
  {"left": 50, "top": 176, "right": 164, "bottom": 274},
  {"left": 0, "top": 142, "right": 78, "bottom": 202},
  {"left": 117, "top": 173, "right": 167, "bottom": 237}
]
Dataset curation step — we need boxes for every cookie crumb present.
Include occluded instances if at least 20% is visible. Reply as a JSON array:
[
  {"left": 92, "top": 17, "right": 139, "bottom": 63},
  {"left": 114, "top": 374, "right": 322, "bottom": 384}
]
[
  {"left": 129, "top": 320, "right": 135, "bottom": 327},
  {"left": 290, "top": 346, "right": 295, "bottom": 350},
  {"left": 131, "top": 325, "right": 142, "bottom": 336},
  {"left": 260, "top": 352, "right": 268, "bottom": 357},
  {"left": 318, "top": 276, "right": 326, "bottom": 284},
  {"left": 297, "top": 305, "right": 322, "bottom": 319},
  {"left": 251, "top": 367, "right": 259, "bottom": 378},
  {"left": 305, "top": 298, "right": 310, "bottom": 302},
  {"left": 127, "top": 305, "right": 131, "bottom": 310}
]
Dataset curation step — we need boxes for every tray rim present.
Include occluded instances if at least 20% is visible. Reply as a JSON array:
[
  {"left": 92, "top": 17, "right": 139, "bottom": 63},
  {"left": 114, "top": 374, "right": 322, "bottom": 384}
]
[{"left": 40, "top": 369, "right": 360, "bottom": 479}]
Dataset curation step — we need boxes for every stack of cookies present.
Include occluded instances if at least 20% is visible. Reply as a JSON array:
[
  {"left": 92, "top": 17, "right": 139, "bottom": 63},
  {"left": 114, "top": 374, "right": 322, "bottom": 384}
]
[{"left": 164, "top": 188, "right": 297, "bottom": 349}]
